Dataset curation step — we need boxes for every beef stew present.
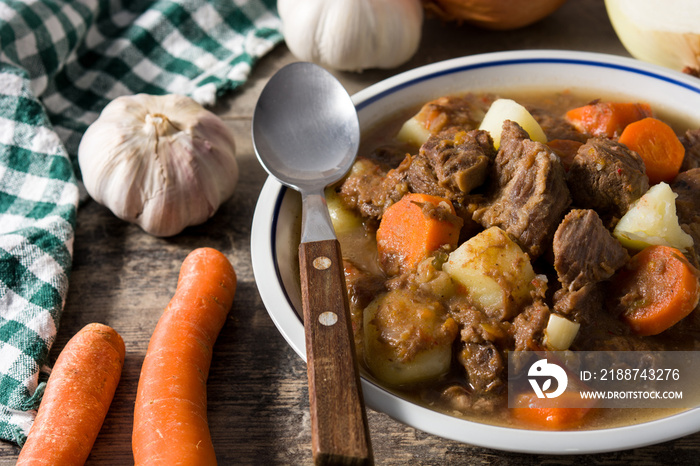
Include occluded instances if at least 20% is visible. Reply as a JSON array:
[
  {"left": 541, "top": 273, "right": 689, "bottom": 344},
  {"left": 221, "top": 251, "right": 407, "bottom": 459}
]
[{"left": 329, "top": 90, "right": 700, "bottom": 430}]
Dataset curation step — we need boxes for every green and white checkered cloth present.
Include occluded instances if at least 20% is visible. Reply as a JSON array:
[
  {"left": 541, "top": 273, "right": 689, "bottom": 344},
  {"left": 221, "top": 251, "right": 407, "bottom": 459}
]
[{"left": 0, "top": 0, "right": 282, "bottom": 446}]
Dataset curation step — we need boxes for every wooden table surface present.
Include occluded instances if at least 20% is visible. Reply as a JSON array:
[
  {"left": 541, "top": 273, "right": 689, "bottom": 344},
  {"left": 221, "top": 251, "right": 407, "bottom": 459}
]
[{"left": 2, "top": 1, "right": 699, "bottom": 464}]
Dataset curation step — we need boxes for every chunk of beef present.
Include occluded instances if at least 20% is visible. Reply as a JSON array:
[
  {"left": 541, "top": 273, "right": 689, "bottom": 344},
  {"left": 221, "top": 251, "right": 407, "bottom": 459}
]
[
  {"left": 413, "top": 94, "right": 494, "bottom": 135},
  {"left": 553, "top": 281, "right": 662, "bottom": 350},
  {"left": 553, "top": 209, "right": 629, "bottom": 292},
  {"left": 672, "top": 168, "right": 700, "bottom": 222},
  {"left": 510, "top": 299, "right": 550, "bottom": 351},
  {"left": 553, "top": 282, "right": 605, "bottom": 325},
  {"left": 489, "top": 121, "right": 534, "bottom": 183},
  {"left": 339, "top": 127, "right": 496, "bottom": 221},
  {"left": 343, "top": 260, "right": 385, "bottom": 360},
  {"left": 680, "top": 223, "right": 700, "bottom": 270},
  {"left": 680, "top": 128, "right": 700, "bottom": 172},
  {"left": 458, "top": 342, "right": 505, "bottom": 394},
  {"left": 472, "top": 120, "right": 571, "bottom": 259},
  {"left": 671, "top": 167, "right": 700, "bottom": 269},
  {"left": 446, "top": 299, "right": 510, "bottom": 395},
  {"left": 419, "top": 127, "right": 495, "bottom": 195},
  {"left": 438, "top": 385, "right": 501, "bottom": 415},
  {"left": 547, "top": 139, "right": 584, "bottom": 172},
  {"left": 528, "top": 106, "right": 588, "bottom": 143},
  {"left": 390, "top": 154, "right": 452, "bottom": 200},
  {"left": 344, "top": 260, "right": 385, "bottom": 312},
  {"left": 385, "top": 128, "right": 495, "bottom": 204},
  {"left": 338, "top": 157, "right": 408, "bottom": 220},
  {"left": 566, "top": 137, "right": 649, "bottom": 224},
  {"left": 552, "top": 209, "right": 629, "bottom": 328},
  {"left": 449, "top": 302, "right": 508, "bottom": 347}
]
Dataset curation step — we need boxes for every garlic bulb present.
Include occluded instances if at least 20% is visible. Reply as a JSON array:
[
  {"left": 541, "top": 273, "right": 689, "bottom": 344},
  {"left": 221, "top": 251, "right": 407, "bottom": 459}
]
[
  {"left": 78, "top": 94, "right": 238, "bottom": 237},
  {"left": 606, "top": 0, "right": 700, "bottom": 74},
  {"left": 277, "top": 0, "right": 423, "bottom": 72}
]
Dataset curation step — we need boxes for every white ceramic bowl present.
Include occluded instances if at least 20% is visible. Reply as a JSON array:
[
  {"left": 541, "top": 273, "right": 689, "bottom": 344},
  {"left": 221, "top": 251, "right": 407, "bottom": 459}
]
[{"left": 251, "top": 50, "right": 700, "bottom": 454}]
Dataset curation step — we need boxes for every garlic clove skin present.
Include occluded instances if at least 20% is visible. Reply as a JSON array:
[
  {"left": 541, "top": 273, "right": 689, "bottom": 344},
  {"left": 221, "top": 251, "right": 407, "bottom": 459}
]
[
  {"left": 606, "top": 0, "right": 700, "bottom": 73},
  {"left": 278, "top": 0, "right": 424, "bottom": 72},
  {"left": 78, "top": 94, "right": 239, "bottom": 237}
]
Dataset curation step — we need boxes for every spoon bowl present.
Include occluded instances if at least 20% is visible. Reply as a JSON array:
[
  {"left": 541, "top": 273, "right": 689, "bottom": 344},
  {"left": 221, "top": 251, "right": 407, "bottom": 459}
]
[
  {"left": 252, "top": 63, "right": 359, "bottom": 192},
  {"left": 252, "top": 62, "right": 373, "bottom": 465}
]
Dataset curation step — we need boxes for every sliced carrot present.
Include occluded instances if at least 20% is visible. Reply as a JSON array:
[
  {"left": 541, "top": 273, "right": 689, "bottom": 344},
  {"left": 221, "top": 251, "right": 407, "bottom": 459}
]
[
  {"left": 132, "top": 247, "right": 237, "bottom": 466},
  {"left": 512, "top": 391, "right": 595, "bottom": 430},
  {"left": 17, "top": 323, "right": 125, "bottom": 466},
  {"left": 376, "top": 193, "right": 462, "bottom": 274},
  {"left": 614, "top": 245, "right": 699, "bottom": 336},
  {"left": 565, "top": 101, "right": 652, "bottom": 138},
  {"left": 618, "top": 117, "right": 686, "bottom": 184}
]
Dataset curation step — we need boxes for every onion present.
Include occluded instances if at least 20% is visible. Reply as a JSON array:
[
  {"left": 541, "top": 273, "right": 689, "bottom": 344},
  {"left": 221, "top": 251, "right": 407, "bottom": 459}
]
[
  {"left": 423, "top": 0, "right": 567, "bottom": 31},
  {"left": 605, "top": 0, "right": 700, "bottom": 75},
  {"left": 544, "top": 314, "right": 580, "bottom": 351}
]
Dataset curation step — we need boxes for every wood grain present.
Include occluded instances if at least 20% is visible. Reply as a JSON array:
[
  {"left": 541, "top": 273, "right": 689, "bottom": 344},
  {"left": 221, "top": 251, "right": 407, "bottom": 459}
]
[{"left": 299, "top": 240, "right": 373, "bottom": 465}]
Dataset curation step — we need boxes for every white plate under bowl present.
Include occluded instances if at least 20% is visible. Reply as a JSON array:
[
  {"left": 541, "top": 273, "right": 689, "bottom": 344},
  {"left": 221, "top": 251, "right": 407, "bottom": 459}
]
[{"left": 251, "top": 50, "right": 700, "bottom": 454}]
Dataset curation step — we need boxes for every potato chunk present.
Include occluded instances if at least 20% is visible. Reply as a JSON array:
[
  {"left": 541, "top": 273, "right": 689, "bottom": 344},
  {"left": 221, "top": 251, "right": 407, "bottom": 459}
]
[
  {"left": 479, "top": 98, "right": 547, "bottom": 149},
  {"left": 396, "top": 116, "right": 430, "bottom": 147},
  {"left": 326, "top": 186, "right": 362, "bottom": 235},
  {"left": 363, "top": 289, "right": 458, "bottom": 386},
  {"left": 443, "top": 226, "right": 536, "bottom": 320},
  {"left": 613, "top": 182, "right": 694, "bottom": 251},
  {"left": 326, "top": 186, "right": 383, "bottom": 276}
]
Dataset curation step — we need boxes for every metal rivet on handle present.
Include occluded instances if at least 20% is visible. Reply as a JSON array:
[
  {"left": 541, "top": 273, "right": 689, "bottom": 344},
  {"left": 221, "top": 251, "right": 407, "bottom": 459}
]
[
  {"left": 318, "top": 311, "right": 338, "bottom": 326},
  {"left": 313, "top": 256, "right": 331, "bottom": 270}
]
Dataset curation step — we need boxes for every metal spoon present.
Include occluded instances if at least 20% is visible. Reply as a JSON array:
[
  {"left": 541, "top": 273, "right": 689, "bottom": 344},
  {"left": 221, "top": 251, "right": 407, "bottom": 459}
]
[{"left": 252, "top": 62, "right": 373, "bottom": 465}]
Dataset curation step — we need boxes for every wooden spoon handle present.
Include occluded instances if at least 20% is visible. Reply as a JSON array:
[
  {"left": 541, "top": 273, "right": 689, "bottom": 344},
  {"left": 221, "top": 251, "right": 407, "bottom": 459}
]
[{"left": 299, "top": 239, "right": 373, "bottom": 465}]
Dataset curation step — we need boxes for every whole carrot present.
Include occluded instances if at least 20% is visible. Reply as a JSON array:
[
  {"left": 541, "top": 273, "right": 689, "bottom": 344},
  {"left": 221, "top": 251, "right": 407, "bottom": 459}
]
[
  {"left": 17, "top": 323, "right": 125, "bottom": 466},
  {"left": 132, "top": 247, "right": 237, "bottom": 466}
]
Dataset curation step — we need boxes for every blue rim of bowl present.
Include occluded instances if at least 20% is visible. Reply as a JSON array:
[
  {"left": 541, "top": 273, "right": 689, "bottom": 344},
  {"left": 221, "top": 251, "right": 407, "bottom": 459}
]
[
  {"left": 253, "top": 50, "right": 700, "bottom": 454},
  {"left": 353, "top": 56, "right": 700, "bottom": 112}
]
